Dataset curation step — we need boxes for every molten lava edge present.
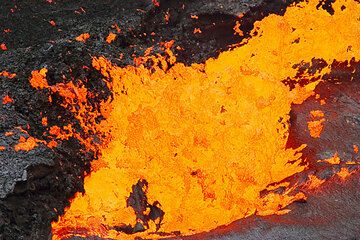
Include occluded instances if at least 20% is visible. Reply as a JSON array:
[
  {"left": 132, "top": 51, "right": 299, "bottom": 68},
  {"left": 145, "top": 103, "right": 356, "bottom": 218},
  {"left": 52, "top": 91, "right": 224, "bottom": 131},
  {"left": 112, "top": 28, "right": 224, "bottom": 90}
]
[{"left": 51, "top": 0, "right": 360, "bottom": 239}]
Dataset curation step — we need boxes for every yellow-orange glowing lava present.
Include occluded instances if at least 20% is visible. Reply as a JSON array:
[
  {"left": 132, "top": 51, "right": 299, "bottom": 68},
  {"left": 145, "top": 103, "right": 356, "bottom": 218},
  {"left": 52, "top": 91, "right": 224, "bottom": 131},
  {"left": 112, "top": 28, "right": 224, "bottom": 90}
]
[
  {"left": 75, "top": 33, "right": 91, "bottom": 43},
  {"left": 307, "top": 110, "right": 325, "bottom": 138},
  {"left": 14, "top": 136, "right": 38, "bottom": 152},
  {"left": 52, "top": 0, "right": 360, "bottom": 239}
]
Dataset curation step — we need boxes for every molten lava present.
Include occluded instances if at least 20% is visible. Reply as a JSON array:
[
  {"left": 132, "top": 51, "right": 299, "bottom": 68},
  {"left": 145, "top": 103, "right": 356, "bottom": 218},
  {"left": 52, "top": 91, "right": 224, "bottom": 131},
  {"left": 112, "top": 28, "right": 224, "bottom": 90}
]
[
  {"left": 75, "top": 33, "right": 91, "bottom": 43},
  {"left": 14, "top": 136, "right": 38, "bottom": 152},
  {"left": 307, "top": 110, "right": 325, "bottom": 138},
  {"left": 50, "top": 0, "right": 360, "bottom": 239},
  {"left": 30, "top": 68, "right": 49, "bottom": 89},
  {"left": 2, "top": 95, "right": 13, "bottom": 104}
]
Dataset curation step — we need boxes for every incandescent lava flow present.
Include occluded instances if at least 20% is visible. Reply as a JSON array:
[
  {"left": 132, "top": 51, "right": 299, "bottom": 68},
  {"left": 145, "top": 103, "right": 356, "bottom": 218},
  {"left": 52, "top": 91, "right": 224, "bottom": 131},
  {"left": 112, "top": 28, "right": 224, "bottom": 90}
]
[{"left": 49, "top": 0, "right": 360, "bottom": 239}]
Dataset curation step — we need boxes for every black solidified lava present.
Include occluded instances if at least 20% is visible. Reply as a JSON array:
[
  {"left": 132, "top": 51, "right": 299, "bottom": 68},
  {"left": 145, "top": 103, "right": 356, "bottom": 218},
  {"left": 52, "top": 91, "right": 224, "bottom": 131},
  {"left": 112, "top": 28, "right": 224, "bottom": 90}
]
[
  {"left": 1, "top": 0, "right": 360, "bottom": 240},
  {"left": 112, "top": 179, "right": 165, "bottom": 234}
]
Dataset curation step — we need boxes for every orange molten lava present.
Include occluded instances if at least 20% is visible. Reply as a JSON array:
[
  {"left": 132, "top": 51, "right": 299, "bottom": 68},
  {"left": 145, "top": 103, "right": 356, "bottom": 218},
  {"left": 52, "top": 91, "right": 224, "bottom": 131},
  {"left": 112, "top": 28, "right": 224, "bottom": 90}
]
[
  {"left": 52, "top": 0, "right": 360, "bottom": 239},
  {"left": 354, "top": 145, "right": 359, "bottom": 154},
  {"left": 14, "top": 136, "right": 38, "bottom": 152},
  {"left": 2, "top": 95, "right": 13, "bottom": 104},
  {"left": 75, "top": 33, "right": 91, "bottom": 43},
  {"left": 0, "top": 71, "right": 16, "bottom": 79},
  {"left": 307, "top": 110, "right": 325, "bottom": 138},
  {"left": 106, "top": 32, "right": 117, "bottom": 44},
  {"left": 0, "top": 43, "right": 7, "bottom": 51},
  {"left": 30, "top": 68, "right": 49, "bottom": 89}
]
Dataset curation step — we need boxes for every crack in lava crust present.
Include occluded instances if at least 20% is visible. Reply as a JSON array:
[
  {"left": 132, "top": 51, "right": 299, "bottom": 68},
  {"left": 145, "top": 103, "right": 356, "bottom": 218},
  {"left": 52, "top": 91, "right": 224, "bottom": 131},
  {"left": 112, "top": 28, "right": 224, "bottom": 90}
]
[{"left": 51, "top": 0, "right": 360, "bottom": 239}]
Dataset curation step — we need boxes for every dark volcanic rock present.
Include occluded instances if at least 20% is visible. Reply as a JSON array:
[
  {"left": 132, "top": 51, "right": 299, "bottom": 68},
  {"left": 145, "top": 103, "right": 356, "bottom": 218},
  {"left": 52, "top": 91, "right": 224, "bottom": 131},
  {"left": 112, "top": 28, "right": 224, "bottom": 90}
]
[
  {"left": 139, "top": 0, "right": 302, "bottom": 63},
  {"left": 287, "top": 61, "right": 360, "bottom": 166}
]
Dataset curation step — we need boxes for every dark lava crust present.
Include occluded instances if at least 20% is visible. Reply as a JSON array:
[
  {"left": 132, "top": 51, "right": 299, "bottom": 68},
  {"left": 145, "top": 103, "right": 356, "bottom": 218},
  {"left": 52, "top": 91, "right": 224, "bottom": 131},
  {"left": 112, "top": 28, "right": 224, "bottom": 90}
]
[{"left": 0, "top": 0, "right": 359, "bottom": 240}]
